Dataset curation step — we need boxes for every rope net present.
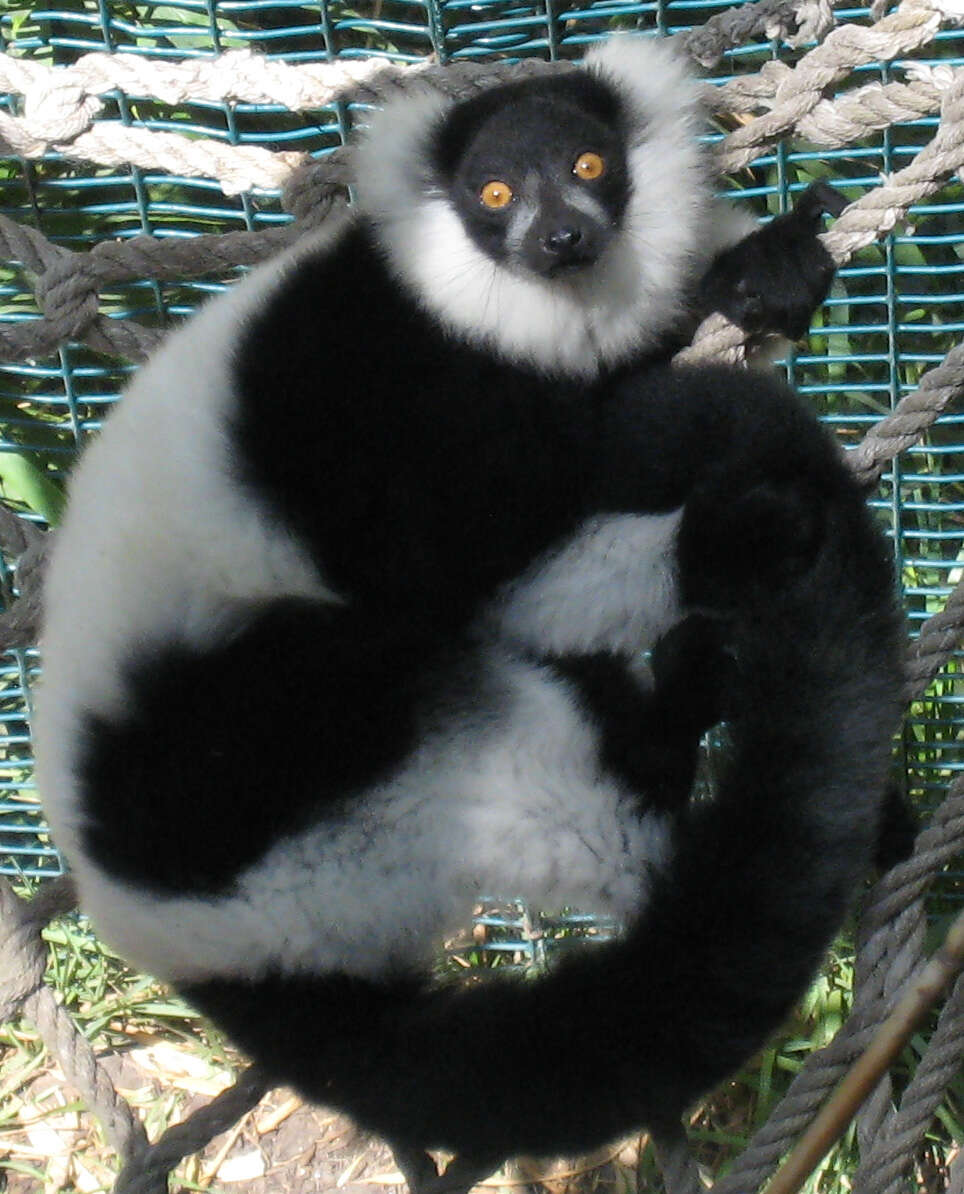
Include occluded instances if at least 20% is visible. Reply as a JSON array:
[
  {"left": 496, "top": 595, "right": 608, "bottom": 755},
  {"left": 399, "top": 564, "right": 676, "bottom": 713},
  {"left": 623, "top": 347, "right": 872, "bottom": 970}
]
[{"left": 0, "top": 0, "right": 962, "bottom": 1190}]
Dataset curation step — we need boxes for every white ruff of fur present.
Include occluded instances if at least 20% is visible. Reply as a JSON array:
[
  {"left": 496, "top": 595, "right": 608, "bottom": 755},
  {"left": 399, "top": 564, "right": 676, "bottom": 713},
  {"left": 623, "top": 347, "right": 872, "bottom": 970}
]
[{"left": 354, "top": 35, "right": 716, "bottom": 378}]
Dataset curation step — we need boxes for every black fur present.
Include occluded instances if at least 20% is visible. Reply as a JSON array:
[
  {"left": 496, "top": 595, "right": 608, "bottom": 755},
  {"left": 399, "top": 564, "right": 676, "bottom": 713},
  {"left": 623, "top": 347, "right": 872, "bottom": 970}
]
[
  {"left": 79, "top": 602, "right": 456, "bottom": 895},
  {"left": 73, "top": 352, "right": 904, "bottom": 1177},
  {"left": 181, "top": 360, "right": 904, "bottom": 1172},
  {"left": 229, "top": 221, "right": 844, "bottom": 620},
  {"left": 232, "top": 224, "right": 595, "bottom": 617},
  {"left": 432, "top": 74, "right": 632, "bottom": 273},
  {"left": 700, "top": 182, "right": 847, "bottom": 341},
  {"left": 551, "top": 615, "right": 736, "bottom": 812},
  {"left": 55, "top": 64, "right": 900, "bottom": 1194}
]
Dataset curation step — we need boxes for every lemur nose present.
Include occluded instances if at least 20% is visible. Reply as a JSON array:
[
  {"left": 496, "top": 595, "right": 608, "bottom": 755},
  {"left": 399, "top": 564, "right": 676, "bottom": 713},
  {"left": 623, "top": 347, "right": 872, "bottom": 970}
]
[{"left": 544, "top": 227, "right": 582, "bottom": 255}]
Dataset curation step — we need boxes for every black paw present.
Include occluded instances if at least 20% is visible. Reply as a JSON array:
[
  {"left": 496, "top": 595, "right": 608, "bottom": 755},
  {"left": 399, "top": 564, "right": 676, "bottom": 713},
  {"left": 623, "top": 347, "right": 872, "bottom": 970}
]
[
  {"left": 422, "top": 1154, "right": 501, "bottom": 1194},
  {"left": 700, "top": 182, "right": 847, "bottom": 341},
  {"left": 390, "top": 1144, "right": 440, "bottom": 1192},
  {"left": 650, "top": 613, "right": 738, "bottom": 730},
  {"left": 873, "top": 784, "right": 918, "bottom": 871}
]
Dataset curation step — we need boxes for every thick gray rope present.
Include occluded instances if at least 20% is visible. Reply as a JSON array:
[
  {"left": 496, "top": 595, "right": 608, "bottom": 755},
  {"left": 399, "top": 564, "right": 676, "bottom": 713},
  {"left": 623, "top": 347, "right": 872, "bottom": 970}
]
[
  {"left": 711, "top": 782, "right": 964, "bottom": 1194},
  {"left": 1, "top": 8, "right": 963, "bottom": 1189},
  {"left": 0, "top": 506, "right": 50, "bottom": 646},
  {"left": 0, "top": 875, "right": 74, "bottom": 1024},
  {"left": 852, "top": 972, "right": 964, "bottom": 1194},
  {"left": 113, "top": 1065, "right": 271, "bottom": 1194},
  {"left": 0, "top": 876, "right": 150, "bottom": 1161},
  {"left": 0, "top": 872, "right": 267, "bottom": 1188},
  {"left": 680, "top": 0, "right": 835, "bottom": 66},
  {"left": 0, "top": 209, "right": 303, "bottom": 364},
  {"left": 680, "top": 62, "right": 964, "bottom": 366}
]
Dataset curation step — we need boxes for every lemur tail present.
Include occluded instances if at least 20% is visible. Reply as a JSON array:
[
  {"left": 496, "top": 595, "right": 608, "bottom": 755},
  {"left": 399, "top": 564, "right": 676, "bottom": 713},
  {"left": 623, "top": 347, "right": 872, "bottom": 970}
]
[
  {"left": 187, "top": 369, "right": 905, "bottom": 1177},
  {"left": 361, "top": 380, "right": 903, "bottom": 1160}
]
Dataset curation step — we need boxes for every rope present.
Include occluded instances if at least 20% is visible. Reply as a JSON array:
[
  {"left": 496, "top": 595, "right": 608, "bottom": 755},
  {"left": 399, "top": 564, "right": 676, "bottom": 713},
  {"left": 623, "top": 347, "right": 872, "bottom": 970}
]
[
  {"left": 113, "top": 1065, "right": 271, "bottom": 1194},
  {"left": 852, "top": 972, "right": 964, "bottom": 1194},
  {"left": 0, "top": 211, "right": 301, "bottom": 363},
  {"left": 0, "top": 0, "right": 956, "bottom": 198},
  {"left": 905, "top": 581, "right": 964, "bottom": 707},
  {"left": 0, "top": 505, "right": 48, "bottom": 648},
  {"left": 850, "top": 340, "right": 964, "bottom": 489},
  {"left": 714, "top": 0, "right": 960, "bottom": 173},
  {"left": 711, "top": 69, "right": 944, "bottom": 138},
  {"left": 0, "top": 875, "right": 71, "bottom": 1025},
  {"left": 0, "top": 3, "right": 963, "bottom": 1191},
  {"left": 680, "top": 0, "right": 835, "bottom": 66},
  {"left": 0, "top": 113, "right": 306, "bottom": 195},
  {"left": 0, "top": 877, "right": 150, "bottom": 1162}
]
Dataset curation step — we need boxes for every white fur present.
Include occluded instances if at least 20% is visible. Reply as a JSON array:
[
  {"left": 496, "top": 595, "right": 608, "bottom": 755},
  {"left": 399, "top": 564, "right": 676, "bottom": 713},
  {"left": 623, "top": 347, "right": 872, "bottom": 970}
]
[
  {"left": 492, "top": 511, "right": 682, "bottom": 659},
  {"left": 71, "top": 647, "right": 673, "bottom": 983},
  {"left": 36, "top": 37, "right": 725, "bottom": 985},
  {"left": 355, "top": 35, "right": 725, "bottom": 378},
  {"left": 36, "top": 222, "right": 348, "bottom": 872}
]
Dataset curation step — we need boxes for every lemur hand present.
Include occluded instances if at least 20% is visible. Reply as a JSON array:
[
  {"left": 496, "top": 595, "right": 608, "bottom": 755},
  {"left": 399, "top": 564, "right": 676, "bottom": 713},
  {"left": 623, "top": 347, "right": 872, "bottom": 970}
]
[{"left": 700, "top": 181, "right": 848, "bottom": 342}]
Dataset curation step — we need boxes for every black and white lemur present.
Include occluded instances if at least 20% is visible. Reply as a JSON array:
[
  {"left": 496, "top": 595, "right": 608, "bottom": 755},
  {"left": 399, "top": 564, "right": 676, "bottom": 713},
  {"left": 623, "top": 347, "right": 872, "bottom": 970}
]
[{"left": 35, "top": 34, "right": 905, "bottom": 1194}]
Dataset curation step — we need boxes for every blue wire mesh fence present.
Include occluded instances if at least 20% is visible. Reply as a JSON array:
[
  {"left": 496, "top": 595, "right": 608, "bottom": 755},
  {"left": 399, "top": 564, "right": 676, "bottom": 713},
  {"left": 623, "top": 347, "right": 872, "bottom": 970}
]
[{"left": 0, "top": 0, "right": 961, "bottom": 964}]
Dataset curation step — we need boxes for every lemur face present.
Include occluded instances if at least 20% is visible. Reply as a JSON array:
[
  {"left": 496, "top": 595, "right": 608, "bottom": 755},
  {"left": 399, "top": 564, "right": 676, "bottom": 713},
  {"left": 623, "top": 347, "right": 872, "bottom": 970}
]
[{"left": 432, "top": 75, "right": 632, "bottom": 278}]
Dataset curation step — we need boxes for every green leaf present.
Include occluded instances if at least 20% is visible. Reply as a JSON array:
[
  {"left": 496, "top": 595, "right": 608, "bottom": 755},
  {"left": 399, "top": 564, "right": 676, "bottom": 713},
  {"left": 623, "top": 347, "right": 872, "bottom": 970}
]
[{"left": 0, "top": 451, "right": 66, "bottom": 525}]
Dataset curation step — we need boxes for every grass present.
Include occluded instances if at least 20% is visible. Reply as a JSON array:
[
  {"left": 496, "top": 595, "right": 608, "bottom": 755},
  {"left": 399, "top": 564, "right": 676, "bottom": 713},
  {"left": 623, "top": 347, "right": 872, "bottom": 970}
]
[
  {"left": 0, "top": 8, "right": 961, "bottom": 1191},
  {"left": 0, "top": 896, "right": 960, "bottom": 1194},
  {"left": 1, "top": 904, "right": 243, "bottom": 1193}
]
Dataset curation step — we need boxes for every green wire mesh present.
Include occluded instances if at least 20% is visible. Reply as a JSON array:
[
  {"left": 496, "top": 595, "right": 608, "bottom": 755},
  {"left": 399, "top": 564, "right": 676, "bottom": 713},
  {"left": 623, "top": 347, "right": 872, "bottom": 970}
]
[{"left": 0, "top": 1, "right": 962, "bottom": 962}]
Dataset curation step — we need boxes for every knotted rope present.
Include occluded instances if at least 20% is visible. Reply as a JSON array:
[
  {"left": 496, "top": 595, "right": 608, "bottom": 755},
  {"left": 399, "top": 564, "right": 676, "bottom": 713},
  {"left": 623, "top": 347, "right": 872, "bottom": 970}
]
[
  {"left": 1, "top": 1, "right": 963, "bottom": 1190},
  {"left": 0, "top": 0, "right": 962, "bottom": 365}
]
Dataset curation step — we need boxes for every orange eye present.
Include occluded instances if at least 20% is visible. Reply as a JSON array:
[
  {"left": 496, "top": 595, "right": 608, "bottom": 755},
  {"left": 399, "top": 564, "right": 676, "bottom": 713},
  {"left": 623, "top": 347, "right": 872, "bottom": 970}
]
[
  {"left": 480, "top": 180, "right": 513, "bottom": 210},
  {"left": 573, "top": 152, "right": 605, "bottom": 181}
]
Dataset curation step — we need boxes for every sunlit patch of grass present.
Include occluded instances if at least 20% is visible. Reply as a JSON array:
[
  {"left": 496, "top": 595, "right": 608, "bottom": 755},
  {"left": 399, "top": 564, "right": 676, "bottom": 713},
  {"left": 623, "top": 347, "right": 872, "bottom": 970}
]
[{"left": 0, "top": 899, "right": 242, "bottom": 1193}]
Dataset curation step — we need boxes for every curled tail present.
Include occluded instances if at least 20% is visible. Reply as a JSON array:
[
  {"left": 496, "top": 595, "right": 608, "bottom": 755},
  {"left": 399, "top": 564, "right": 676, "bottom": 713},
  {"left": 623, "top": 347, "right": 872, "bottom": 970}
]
[{"left": 186, "top": 371, "right": 904, "bottom": 1180}]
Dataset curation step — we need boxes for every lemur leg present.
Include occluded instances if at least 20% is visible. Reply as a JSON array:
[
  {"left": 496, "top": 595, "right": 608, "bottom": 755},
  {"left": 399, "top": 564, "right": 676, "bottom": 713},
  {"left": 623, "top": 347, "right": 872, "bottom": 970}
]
[
  {"left": 388, "top": 1142, "right": 441, "bottom": 1192},
  {"left": 550, "top": 612, "right": 737, "bottom": 818},
  {"left": 873, "top": 784, "right": 918, "bottom": 871},
  {"left": 420, "top": 1153, "right": 501, "bottom": 1194}
]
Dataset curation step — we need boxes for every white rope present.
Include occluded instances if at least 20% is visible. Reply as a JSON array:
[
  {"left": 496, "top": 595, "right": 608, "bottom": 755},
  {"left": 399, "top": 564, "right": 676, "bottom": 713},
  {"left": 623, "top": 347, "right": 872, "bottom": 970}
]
[
  {"left": 0, "top": 50, "right": 409, "bottom": 112},
  {"left": 715, "top": 0, "right": 964, "bottom": 172},
  {"left": 0, "top": 111, "right": 305, "bottom": 194},
  {"left": 0, "top": 0, "right": 961, "bottom": 196}
]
